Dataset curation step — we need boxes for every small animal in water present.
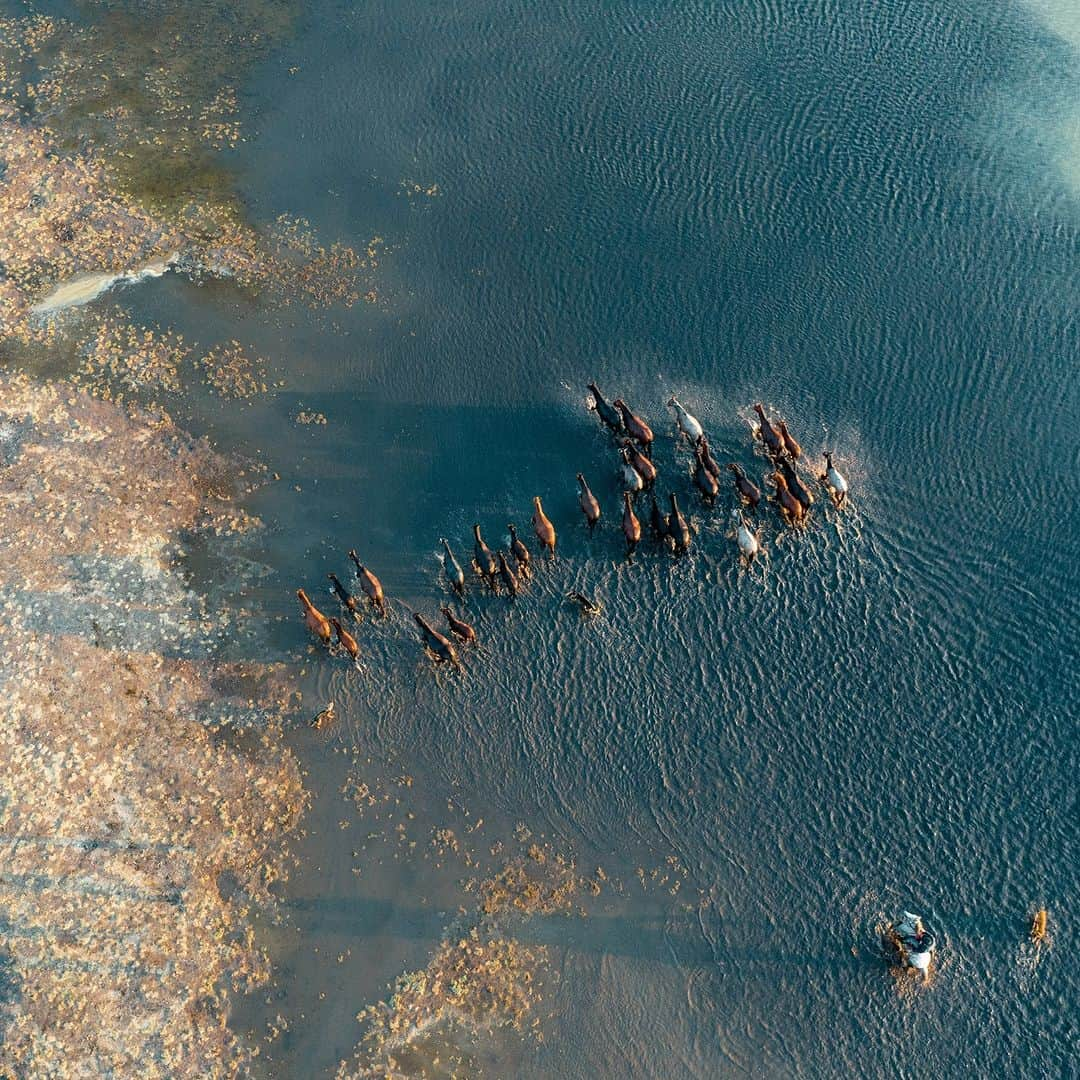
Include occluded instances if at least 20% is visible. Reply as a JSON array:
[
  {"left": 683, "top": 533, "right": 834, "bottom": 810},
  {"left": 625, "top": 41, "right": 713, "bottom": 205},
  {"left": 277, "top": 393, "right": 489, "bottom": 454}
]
[
  {"left": 414, "top": 612, "right": 459, "bottom": 664},
  {"left": 440, "top": 605, "right": 477, "bottom": 644},
  {"left": 730, "top": 509, "right": 759, "bottom": 564},
  {"left": 497, "top": 551, "right": 521, "bottom": 597},
  {"left": 667, "top": 493, "right": 691, "bottom": 554},
  {"left": 622, "top": 491, "right": 641, "bottom": 557},
  {"left": 330, "top": 616, "right": 360, "bottom": 660},
  {"left": 310, "top": 701, "right": 336, "bottom": 729},
  {"left": 297, "top": 588, "right": 331, "bottom": 643},
  {"left": 727, "top": 462, "right": 761, "bottom": 508},
  {"left": 532, "top": 496, "right": 556, "bottom": 556},
  {"left": 693, "top": 443, "right": 719, "bottom": 502},
  {"left": 668, "top": 396, "right": 704, "bottom": 442},
  {"left": 508, "top": 523, "right": 532, "bottom": 577},
  {"left": 753, "top": 403, "right": 785, "bottom": 459},
  {"left": 566, "top": 591, "right": 602, "bottom": 617},
  {"left": 327, "top": 572, "right": 362, "bottom": 619},
  {"left": 649, "top": 494, "right": 666, "bottom": 540},
  {"left": 440, "top": 538, "right": 466, "bottom": 594},
  {"left": 587, "top": 381, "right": 624, "bottom": 432},
  {"left": 778, "top": 420, "right": 802, "bottom": 460},
  {"left": 778, "top": 457, "right": 814, "bottom": 510},
  {"left": 614, "top": 398, "right": 654, "bottom": 453},
  {"left": 696, "top": 435, "right": 721, "bottom": 480},
  {"left": 1030, "top": 908, "right": 1048, "bottom": 945},
  {"left": 820, "top": 451, "right": 849, "bottom": 507},
  {"left": 772, "top": 471, "right": 805, "bottom": 525},
  {"left": 347, "top": 551, "right": 388, "bottom": 615},
  {"left": 577, "top": 473, "right": 601, "bottom": 529}
]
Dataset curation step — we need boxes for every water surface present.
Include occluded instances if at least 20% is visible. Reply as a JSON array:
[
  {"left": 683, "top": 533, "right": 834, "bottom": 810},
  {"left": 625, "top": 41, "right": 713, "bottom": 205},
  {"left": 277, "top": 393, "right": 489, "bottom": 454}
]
[{"left": 127, "top": 0, "right": 1078, "bottom": 1075}]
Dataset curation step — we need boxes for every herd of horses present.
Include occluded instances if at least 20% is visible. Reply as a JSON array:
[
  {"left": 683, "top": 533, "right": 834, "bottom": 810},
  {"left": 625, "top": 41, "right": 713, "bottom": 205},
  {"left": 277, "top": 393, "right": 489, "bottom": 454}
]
[{"left": 297, "top": 385, "right": 851, "bottom": 665}]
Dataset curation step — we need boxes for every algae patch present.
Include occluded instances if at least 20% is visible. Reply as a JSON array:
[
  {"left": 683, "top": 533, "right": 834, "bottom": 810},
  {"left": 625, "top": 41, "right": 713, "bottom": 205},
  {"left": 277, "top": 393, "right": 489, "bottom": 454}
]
[{"left": 0, "top": 5, "right": 386, "bottom": 1075}]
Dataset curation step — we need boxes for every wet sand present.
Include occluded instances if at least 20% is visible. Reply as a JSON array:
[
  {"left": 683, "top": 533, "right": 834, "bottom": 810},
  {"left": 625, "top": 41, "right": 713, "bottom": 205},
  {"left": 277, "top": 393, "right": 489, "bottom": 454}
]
[{"left": 0, "top": 374, "right": 305, "bottom": 1077}]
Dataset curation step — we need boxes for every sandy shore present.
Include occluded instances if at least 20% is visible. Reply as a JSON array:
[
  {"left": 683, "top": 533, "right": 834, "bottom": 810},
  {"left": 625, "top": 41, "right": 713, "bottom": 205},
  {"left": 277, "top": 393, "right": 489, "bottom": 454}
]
[{"left": 0, "top": 374, "right": 306, "bottom": 1078}]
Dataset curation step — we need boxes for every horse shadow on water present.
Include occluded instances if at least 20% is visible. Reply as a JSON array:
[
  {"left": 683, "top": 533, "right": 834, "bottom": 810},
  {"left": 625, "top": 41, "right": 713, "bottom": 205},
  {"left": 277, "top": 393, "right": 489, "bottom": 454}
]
[
  {"left": 278, "top": 889, "right": 1051, "bottom": 988},
  {"left": 278, "top": 893, "right": 874, "bottom": 977}
]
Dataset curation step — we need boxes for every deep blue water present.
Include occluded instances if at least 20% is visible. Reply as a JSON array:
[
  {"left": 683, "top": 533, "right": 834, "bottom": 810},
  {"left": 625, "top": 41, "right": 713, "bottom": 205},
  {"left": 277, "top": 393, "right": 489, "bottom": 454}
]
[{"left": 132, "top": 0, "right": 1078, "bottom": 1075}]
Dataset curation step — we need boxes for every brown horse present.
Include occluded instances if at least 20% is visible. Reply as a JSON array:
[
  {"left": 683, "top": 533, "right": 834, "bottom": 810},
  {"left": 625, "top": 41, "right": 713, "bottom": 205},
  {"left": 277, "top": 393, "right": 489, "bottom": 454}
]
[{"left": 532, "top": 496, "right": 557, "bottom": 556}]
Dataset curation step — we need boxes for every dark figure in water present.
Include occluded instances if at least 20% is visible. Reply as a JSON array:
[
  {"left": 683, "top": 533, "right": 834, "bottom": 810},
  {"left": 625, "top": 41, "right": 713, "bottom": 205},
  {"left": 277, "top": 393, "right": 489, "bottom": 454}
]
[
  {"left": 532, "top": 496, "right": 556, "bottom": 557},
  {"left": 727, "top": 462, "right": 761, "bottom": 508},
  {"left": 649, "top": 494, "right": 666, "bottom": 540},
  {"left": 621, "top": 439, "right": 657, "bottom": 484},
  {"left": 507, "top": 523, "right": 532, "bottom": 577},
  {"left": 414, "top": 612, "right": 459, "bottom": 664},
  {"left": 497, "top": 551, "right": 521, "bottom": 597},
  {"left": 693, "top": 444, "right": 719, "bottom": 503},
  {"left": 613, "top": 398, "right": 654, "bottom": 453},
  {"left": 622, "top": 491, "right": 641, "bottom": 557},
  {"left": 577, "top": 473, "right": 601, "bottom": 529},
  {"left": 778, "top": 457, "right": 814, "bottom": 511},
  {"left": 347, "top": 551, "right": 388, "bottom": 616},
  {"left": 440, "top": 605, "right": 477, "bottom": 645},
  {"left": 330, "top": 617, "right": 360, "bottom": 660},
  {"left": 696, "top": 435, "right": 721, "bottom": 480},
  {"left": 310, "top": 702, "right": 336, "bottom": 730},
  {"left": 778, "top": 420, "right": 802, "bottom": 460},
  {"left": 753, "top": 403, "right": 784, "bottom": 459},
  {"left": 667, "top": 493, "right": 691, "bottom": 554},
  {"left": 327, "top": 573, "right": 362, "bottom": 619},
  {"left": 567, "top": 591, "right": 602, "bottom": 617},
  {"left": 472, "top": 524, "right": 498, "bottom": 587},
  {"left": 772, "top": 471, "right": 805, "bottom": 525},
  {"left": 587, "top": 382, "right": 623, "bottom": 432},
  {"left": 440, "top": 538, "right": 465, "bottom": 595}
]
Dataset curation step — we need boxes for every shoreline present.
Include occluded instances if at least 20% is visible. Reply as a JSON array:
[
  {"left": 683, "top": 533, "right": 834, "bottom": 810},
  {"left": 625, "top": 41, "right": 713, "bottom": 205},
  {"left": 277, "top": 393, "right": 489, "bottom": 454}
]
[
  {"left": 0, "top": 373, "right": 306, "bottom": 1077},
  {"left": 0, "top": 9, "right": 377, "bottom": 1069}
]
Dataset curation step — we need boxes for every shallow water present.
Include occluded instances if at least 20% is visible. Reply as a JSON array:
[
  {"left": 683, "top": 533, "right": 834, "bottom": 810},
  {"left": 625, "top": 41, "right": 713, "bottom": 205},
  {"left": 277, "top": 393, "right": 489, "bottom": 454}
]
[{"left": 20, "top": 0, "right": 1080, "bottom": 1074}]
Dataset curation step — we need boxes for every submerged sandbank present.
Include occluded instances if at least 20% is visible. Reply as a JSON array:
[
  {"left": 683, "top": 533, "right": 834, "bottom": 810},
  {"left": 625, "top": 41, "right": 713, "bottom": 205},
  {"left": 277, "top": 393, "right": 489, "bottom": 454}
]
[{"left": 30, "top": 253, "right": 179, "bottom": 315}]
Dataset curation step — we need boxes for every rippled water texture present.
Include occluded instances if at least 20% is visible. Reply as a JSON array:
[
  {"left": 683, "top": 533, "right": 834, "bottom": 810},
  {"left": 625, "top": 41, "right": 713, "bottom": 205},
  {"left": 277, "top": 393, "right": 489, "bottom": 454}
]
[{"left": 30, "top": 0, "right": 1080, "bottom": 1075}]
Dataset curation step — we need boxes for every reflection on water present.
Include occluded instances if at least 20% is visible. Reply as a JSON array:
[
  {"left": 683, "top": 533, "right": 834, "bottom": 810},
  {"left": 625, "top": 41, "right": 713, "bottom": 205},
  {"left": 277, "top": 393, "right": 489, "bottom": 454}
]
[
  {"left": 227, "top": 0, "right": 1076, "bottom": 1074},
  {"left": 1013, "top": 1, "right": 1080, "bottom": 195}
]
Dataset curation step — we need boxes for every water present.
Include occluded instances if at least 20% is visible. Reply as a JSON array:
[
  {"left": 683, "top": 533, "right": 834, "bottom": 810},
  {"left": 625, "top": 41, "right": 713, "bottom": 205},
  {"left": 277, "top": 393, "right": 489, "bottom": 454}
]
[{"left": 49, "top": 0, "right": 1080, "bottom": 1074}]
